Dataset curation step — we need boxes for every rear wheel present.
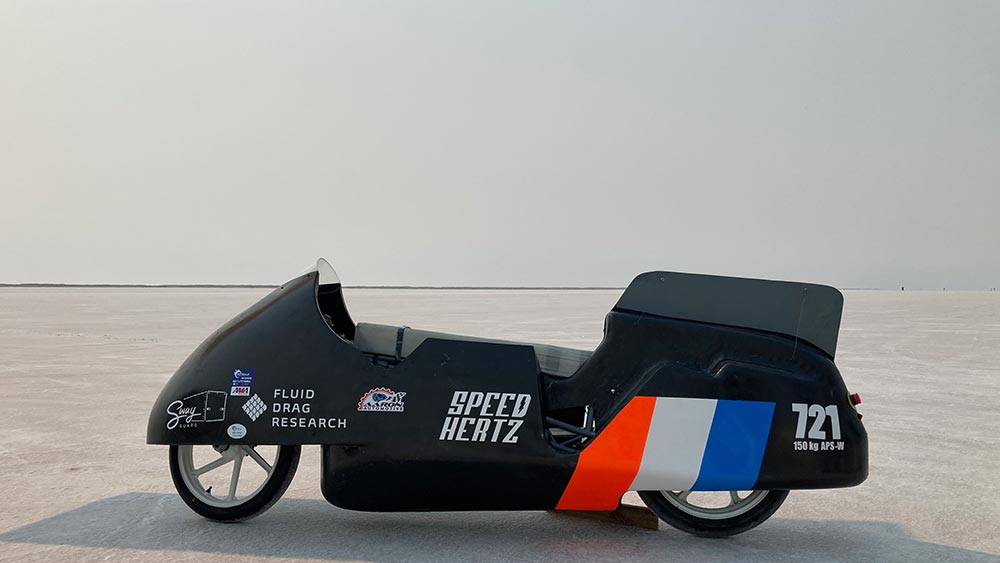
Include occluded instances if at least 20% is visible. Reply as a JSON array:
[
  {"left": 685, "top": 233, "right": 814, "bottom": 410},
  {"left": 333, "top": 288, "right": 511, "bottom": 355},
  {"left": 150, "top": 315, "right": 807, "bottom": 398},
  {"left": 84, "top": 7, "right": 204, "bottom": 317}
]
[
  {"left": 169, "top": 444, "right": 300, "bottom": 522},
  {"left": 638, "top": 489, "right": 788, "bottom": 537}
]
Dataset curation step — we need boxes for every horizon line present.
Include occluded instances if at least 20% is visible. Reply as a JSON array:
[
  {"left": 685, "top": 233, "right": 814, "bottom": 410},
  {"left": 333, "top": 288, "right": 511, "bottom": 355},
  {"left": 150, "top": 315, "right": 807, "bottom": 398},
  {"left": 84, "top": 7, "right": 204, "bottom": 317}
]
[
  {"left": 0, "top": 283, "right": 995, "bottom": 292},
  {"left": 0, "top": 282, "right": 625, "bottom": 290}
]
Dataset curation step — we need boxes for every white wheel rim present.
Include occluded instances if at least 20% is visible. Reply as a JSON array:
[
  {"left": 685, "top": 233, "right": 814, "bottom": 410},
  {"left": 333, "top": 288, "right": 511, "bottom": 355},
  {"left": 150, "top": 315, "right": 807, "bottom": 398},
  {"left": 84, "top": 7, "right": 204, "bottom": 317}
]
[
  {"left": 660, "top": 489, "right": 769, "bottom": 520},
  {"left": 177, "top": 445, "right": 278, "bottom": 508}
]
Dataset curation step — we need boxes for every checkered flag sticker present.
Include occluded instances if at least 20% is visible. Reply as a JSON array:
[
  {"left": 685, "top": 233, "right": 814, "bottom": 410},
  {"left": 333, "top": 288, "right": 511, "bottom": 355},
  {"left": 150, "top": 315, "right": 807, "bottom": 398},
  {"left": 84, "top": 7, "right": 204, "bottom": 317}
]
[{"left": 242, "top": 394, "right": 267, "bottom": 421}]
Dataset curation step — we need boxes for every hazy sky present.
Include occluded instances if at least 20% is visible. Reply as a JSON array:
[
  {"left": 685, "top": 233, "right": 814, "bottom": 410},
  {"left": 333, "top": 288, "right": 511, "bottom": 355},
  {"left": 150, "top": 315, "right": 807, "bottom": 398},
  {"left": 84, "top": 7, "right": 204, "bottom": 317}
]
[{"left": 1, "top": 1, "right": 998, "bottom": 288}]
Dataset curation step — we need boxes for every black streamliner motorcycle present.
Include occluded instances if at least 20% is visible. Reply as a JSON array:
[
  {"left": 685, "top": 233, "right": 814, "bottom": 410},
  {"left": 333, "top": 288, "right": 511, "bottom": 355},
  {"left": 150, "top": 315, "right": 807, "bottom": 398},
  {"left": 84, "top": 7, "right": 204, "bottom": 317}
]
[{"left": 147, "top": 259, "right": 867, "bottom": 537}]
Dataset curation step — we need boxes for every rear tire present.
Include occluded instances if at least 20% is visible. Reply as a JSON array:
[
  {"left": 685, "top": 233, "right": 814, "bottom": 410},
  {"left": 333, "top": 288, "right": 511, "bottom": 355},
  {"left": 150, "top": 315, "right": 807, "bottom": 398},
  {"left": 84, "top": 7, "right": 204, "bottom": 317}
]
[
  {"left": 638, "top": 489, "right": 788, "bottom": 538},
  {"left": 169, "top": 444, "right": 300, "bottom": 522}
]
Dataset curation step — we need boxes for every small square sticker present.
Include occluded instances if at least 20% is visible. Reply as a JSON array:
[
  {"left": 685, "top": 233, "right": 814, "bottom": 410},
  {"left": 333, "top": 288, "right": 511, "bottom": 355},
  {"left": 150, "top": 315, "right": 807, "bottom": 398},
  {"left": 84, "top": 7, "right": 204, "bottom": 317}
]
[{"left": 230, "top": 369, "right": 254, "bottom": 397}]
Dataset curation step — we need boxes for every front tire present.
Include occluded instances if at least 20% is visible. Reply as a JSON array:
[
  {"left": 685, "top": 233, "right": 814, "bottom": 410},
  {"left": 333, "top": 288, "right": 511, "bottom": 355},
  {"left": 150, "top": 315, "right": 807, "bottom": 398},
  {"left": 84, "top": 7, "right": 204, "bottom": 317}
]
[
  {"left": 169, "top": 444, "right": 300, "bottom": 522},
  {"left": 638, "top": 489, "right": 788, "bottom": 538}
]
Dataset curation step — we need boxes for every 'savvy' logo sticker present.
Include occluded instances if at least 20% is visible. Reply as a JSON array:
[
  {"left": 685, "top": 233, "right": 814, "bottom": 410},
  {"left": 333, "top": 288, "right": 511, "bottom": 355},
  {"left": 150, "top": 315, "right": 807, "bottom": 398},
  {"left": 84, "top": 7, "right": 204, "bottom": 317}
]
[{"left": 166, "top": 390, "right": 227, "bottom": 430}]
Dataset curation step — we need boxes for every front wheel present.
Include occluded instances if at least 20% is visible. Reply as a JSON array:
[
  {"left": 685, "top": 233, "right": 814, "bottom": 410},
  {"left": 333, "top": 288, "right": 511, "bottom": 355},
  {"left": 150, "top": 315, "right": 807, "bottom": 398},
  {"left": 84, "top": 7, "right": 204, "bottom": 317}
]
[
  {"left": 169, "top": 444, "right": 300, "bottom": 522},
  {"left": 638, "top": 489, "right": 788, "bottom": 538}
]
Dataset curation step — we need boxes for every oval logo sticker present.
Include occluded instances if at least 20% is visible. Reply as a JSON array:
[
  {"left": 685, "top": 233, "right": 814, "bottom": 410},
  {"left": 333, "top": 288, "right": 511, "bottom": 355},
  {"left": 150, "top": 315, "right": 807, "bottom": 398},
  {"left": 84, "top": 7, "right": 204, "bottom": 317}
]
[{"left": 227, "top": 423, "right": 247, "bottom": 439}]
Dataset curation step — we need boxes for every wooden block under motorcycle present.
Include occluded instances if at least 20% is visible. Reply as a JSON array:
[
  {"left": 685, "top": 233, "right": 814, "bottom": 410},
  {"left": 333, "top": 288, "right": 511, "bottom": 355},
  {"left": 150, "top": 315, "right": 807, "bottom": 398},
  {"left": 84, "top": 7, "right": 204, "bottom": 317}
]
[{"left": 551, "top": 500, "right": 660, "bottom": 531}]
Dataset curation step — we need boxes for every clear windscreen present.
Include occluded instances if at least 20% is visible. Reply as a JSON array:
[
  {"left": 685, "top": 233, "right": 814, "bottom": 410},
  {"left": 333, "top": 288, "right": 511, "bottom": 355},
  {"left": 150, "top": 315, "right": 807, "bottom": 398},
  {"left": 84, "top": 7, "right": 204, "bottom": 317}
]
[
  {"left": 304, "top": 258, "right": 341, "bottom": 286},
  {"left": 307, "top": 258, "right": 355, "bottom": 339}
]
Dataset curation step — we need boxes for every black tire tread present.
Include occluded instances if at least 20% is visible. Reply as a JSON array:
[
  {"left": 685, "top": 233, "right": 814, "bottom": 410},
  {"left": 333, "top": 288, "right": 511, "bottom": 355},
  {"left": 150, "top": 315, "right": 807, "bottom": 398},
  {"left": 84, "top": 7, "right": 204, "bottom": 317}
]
[{"left": 638, "top": 489, "right": 788, "bottom": 538}]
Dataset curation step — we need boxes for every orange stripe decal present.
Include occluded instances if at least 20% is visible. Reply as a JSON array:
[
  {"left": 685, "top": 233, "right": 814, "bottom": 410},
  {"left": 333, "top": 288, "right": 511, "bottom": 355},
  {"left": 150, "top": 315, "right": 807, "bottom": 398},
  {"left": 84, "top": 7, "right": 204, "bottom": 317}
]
[{"left": 555, "top": 396, "right": 657, "bottom": 511}]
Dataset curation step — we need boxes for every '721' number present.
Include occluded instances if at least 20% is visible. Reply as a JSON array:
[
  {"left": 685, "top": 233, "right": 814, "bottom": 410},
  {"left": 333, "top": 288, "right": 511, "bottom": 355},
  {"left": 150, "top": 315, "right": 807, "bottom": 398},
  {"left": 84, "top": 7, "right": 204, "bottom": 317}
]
[{"left": 791, "top": 403, "right": 841, "bottom": 440}]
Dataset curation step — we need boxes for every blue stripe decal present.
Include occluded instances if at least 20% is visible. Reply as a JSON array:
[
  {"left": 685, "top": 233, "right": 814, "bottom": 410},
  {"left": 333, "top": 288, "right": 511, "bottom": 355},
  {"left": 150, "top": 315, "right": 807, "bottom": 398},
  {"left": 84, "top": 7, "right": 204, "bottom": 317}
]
[{"left": 691, "top": 400, "right": 775, "bottom": 491}]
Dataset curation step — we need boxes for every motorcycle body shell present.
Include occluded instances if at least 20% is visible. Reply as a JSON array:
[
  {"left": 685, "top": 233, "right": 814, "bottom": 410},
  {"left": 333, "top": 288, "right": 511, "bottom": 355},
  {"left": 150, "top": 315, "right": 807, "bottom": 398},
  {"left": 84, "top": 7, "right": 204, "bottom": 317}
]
[{"left": 147, "top": 269, "right": 867, "bottom": 512}]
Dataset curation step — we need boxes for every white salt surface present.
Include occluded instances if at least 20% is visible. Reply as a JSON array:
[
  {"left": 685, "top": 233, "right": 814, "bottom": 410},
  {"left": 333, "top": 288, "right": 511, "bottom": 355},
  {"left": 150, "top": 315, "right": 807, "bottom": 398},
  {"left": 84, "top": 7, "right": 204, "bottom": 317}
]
[{"left": 0, "top": 287, "right": 997, "bottom": 562}]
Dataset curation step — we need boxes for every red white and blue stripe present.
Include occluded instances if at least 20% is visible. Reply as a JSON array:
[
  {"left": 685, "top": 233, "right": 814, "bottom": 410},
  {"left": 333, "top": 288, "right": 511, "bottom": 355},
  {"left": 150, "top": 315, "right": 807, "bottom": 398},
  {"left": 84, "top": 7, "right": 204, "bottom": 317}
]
[{"left": 557, "top": 397, "right": 775, "bottom": 510}]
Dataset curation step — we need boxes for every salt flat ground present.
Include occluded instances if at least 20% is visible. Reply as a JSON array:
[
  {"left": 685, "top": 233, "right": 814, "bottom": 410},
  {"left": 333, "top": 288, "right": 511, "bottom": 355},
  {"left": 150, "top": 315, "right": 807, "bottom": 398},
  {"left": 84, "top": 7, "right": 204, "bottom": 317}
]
[{"left": 0, "top": 287, "right": 997, "bottom": 563}]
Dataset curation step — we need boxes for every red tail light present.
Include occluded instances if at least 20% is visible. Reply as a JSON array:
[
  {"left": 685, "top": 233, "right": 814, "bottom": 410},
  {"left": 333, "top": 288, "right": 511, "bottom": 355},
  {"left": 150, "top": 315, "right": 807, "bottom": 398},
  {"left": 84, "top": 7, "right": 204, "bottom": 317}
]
[{"left": 847, "top": 392, "right": 863, "bottom": 419}]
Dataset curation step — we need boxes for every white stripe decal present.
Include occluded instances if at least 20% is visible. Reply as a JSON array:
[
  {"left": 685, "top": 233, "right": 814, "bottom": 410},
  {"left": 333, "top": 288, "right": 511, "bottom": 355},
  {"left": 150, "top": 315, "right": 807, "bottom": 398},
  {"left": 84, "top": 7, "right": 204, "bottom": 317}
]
[{"left": 628, "top": 397, "right": 717, "bottom": 491}]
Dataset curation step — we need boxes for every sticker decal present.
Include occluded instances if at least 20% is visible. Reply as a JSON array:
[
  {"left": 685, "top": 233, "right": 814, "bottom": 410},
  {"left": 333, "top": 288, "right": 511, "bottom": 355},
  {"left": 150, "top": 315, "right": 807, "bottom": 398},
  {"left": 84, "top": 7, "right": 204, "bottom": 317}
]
[
  {"left": 358, "top": 388, "right": 406, "bottom": 413},
  {"left": 166, "top": 390, "right": 227, "bottom": 430},
  {"left": 439, "top": 391, "right": 530, "bottom": 443},
  {"left": 227, "top": 423, "right": 247, "bottom": 439},
  {"left": 791, "top": 403, "right": 844, "bottom": 452},
  {"left": 230, "top": 369, "right": 254, "bottom": 397},
  {"left": 271, "top": 388, "right": 347, "bottom": 428},
  {"left": 242, "top": 394, "right": 268, "bottom": 421}
]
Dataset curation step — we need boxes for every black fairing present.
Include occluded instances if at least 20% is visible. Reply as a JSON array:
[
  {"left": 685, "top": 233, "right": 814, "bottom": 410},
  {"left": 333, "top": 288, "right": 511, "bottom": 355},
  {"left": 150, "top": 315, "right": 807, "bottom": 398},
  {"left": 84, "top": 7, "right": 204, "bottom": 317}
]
[
  {"left": 318, "top": 341, "right": 576, "bottom": 511},
  {"left": 147, "top": 273, "right": 353, "bottom": 445},
  {"left": 147, "top": 273, "right": 576, "bottom": 510},
  {"left": 546, "top": 311, "right": 868, "bottom": 489},
  {"left": 148, "top": 271, "right": 867, "bottom": 511}
]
